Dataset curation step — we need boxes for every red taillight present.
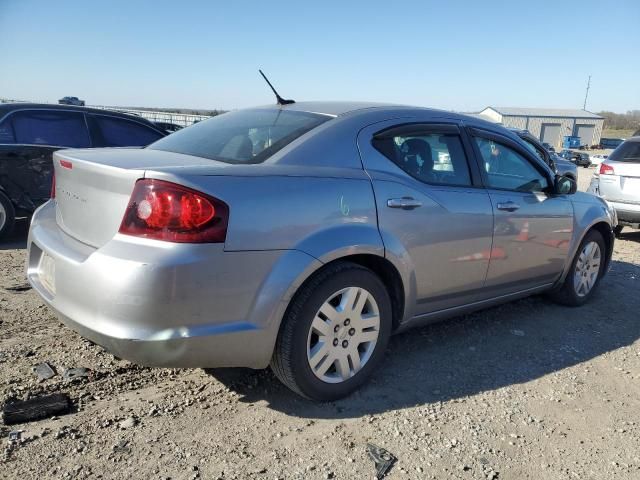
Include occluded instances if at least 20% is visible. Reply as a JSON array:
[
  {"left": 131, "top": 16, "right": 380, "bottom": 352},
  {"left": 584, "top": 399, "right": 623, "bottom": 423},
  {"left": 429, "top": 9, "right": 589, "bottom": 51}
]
[
  {"left": 119, "top": 179, "right": 228, "bottom": 243},
  {"left": 51, "top": 171, "right": 56, "bottom": 199},
  {"left": 599, "top": 163, "right": 615, "bottom": 175}
]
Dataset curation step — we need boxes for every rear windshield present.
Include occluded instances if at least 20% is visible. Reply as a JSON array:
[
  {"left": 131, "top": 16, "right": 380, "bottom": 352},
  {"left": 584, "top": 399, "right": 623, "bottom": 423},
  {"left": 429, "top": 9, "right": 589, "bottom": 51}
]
[
  {"left": 609, "top": 140, "right": 640, "bottom": 163},
  {"left": 148, "top": 109, "right": 331, "bottom": 164}
]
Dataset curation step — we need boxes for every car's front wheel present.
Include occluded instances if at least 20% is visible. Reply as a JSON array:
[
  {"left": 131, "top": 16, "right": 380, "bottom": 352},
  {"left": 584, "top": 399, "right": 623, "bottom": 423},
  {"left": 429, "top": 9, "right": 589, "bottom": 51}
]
[
  {"left": 550, "top": 229, "right": 606, "bottom": 306},
  {"left": 271, "top": 262, "right": 392, "bottom": 401}
]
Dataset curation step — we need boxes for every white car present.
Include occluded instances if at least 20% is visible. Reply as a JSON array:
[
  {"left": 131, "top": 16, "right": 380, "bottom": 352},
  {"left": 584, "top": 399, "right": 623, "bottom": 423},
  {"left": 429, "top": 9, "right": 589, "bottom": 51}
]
[{"left": 589, "top": 154, "right": 608, "bottom": 167}]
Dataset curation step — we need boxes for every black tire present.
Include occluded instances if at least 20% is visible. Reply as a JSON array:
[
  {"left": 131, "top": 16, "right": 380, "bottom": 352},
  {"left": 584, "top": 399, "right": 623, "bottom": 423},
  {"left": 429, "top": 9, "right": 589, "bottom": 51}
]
[
  {"left": 0, "top": 190, "right": 16, "bottom": 240},
  {"left": 613, "top": 225, "right": 624, "bottom": 238},
  {"left": 271, "top": 262, "right": 392, "bottom": 401},
  {"left": 549, "top": 229, "right": 606, "bottom": 306}
]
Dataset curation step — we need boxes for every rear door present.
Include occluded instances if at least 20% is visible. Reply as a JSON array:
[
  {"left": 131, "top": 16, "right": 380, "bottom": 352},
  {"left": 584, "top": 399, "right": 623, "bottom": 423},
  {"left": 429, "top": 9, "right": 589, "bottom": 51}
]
[
  {"left": 0, "top": 109, "right": 91, "bottom": 211},
  {"left": 358, "top": 120, "right": 494, "bottom": 316},
  {"left": 469, "top": 128, "right": 573, "bottom": 294}
]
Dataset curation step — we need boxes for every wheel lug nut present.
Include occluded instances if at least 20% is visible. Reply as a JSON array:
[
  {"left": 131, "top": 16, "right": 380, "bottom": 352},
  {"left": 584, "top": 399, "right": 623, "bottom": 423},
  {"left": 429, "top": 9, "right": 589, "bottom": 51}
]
[
  {"left": 334, "top": 325, "right": 340, "bottom": 333},
  {"left": 342, "top": 340, "right": 348, "bottom": 348},
  {"left": 344, "top": 319, "right": 350, "bottom": 326},
  {"left": 349, "top": 328, "right": 355, "bottom": 336},
  {"left": 333, "top": 338, "right": 338, "bottom": 346}
]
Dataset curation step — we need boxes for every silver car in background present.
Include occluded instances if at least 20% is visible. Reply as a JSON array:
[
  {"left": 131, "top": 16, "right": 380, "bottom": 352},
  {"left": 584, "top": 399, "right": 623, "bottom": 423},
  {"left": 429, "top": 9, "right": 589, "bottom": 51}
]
[
  {"left": 588, "top": 136, "right": 640, "bottom": 235},
  {"left": 27, "top": 102, "right": 615, "bottom": 400}
]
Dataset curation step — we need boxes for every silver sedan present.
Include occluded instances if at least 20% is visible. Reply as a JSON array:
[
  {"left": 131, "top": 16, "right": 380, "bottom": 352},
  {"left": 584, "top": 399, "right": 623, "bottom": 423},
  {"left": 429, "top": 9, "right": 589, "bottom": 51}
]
[{"left": 27, "top": 102, "right": 616, "bottom": 400}]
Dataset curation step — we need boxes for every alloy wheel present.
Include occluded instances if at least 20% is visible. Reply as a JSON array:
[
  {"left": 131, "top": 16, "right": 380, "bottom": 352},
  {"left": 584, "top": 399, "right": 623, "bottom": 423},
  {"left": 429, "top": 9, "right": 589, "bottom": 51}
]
[
  {"left": 306, "top": 286, "right": 380, "bottom": 383},
  {"left": 0, "top": 202, "right": 6, "bottom": 232},
  {"left": 573, "top": 241, "right": 601, "bottom": 297}
]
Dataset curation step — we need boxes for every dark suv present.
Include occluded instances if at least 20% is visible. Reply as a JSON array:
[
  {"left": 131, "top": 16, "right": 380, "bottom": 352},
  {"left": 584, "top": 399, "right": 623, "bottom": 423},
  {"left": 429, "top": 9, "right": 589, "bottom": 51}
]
[{"left": 0, "top": 104, "right": 166, "bottom": 238}]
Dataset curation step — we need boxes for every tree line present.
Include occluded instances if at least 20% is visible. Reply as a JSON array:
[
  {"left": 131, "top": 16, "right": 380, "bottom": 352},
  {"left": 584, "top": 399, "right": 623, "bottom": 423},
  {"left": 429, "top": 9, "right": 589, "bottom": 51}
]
[{"left": 597, "top": 110, "right": 640, "bottom": 131}]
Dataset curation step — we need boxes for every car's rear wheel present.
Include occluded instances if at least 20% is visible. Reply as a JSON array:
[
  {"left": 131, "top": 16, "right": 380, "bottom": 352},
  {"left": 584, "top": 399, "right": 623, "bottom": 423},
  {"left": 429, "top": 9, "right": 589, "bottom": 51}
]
[
  {"left": 550, "top": 229, "right": 606, "bottom": 306},
  {"left": 0, "top": 191, "right": 16, "bottom": 240},
  {"left": 271, "top": 262, "right": 392, "bottom": 401}
]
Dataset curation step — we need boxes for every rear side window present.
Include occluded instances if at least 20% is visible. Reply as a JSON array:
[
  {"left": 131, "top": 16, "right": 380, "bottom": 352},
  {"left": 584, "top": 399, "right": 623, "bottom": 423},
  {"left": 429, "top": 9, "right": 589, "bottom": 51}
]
[
  {"left": 93, "top": 116, "right": 163, "bottom": 147},
  {"left": 372, "top": 128, "right": 472, "bottom": 187},
  {"left": 10, "top": 110, "right": 90, "bottom": 147},
  {"left": 148, "top": 109, "right": 331, "bottom": 164},
  {"left": 608, "top": 141, "right": 640, "bottom": 163}
]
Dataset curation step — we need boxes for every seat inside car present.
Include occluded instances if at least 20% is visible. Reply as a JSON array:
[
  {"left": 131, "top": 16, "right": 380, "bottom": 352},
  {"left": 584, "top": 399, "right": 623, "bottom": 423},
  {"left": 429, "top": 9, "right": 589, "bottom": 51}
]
[{"left": 401, "top": 138, "right": 434, "bottom": 180}]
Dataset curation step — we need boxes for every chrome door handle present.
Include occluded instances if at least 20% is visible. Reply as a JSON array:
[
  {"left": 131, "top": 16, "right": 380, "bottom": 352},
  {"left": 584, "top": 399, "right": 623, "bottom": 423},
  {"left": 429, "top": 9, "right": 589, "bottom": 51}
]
[
  {"left": 496, "top": 201, "right": 520, "bottom": 212},
  {"left": 387, "top": 197, "right": 422, "bottom": 210}
]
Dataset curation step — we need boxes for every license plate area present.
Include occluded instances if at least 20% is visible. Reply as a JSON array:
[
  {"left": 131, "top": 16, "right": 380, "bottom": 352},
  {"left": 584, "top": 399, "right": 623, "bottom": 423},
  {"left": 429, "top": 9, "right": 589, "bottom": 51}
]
[
  {"left": 39, "top": 252, "right": 56, "bottom": 296},
  {"left": 622, "top": 176, "right": 640, "bottom": 193}
]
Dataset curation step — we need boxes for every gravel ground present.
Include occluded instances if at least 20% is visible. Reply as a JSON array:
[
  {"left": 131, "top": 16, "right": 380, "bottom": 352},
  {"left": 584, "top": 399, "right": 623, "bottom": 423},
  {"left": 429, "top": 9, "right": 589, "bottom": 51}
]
[{"left": 1, "top": 167, "right": 639, "bottom": 480}]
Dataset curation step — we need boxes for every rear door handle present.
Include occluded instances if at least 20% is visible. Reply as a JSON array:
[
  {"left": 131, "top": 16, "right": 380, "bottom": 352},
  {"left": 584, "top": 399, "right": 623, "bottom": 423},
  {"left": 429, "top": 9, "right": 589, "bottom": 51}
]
[
  {"left": 496, "top": 201, "right": 520, "bottom": 212},
  {"left": 387, "top": 197, "right": 422, "bottom": 210}
]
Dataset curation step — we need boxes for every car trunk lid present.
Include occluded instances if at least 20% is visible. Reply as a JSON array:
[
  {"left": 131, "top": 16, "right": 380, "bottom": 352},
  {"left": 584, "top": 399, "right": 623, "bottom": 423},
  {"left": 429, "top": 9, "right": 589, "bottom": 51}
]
[
  {"left": 598, "top": 160, "right": 640, "bottom": 204},
  {"left": 53, "top": 148, "right": 226, "bottom": 247}
]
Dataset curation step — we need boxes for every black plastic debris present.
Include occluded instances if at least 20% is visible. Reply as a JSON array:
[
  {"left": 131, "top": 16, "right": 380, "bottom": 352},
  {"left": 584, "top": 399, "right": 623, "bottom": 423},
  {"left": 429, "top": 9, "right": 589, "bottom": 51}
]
[
  {"left": 366, "top": 443, "right": 397, "bottom": 479},
  {"left": 33, "top": 362, "right": 56, "bottom": 381},
  {"left": 62, "top": 368, "right": 90, "bottom": 382},
  {"left": 3, "top": 393, "right": 71, "bottom": 425}
]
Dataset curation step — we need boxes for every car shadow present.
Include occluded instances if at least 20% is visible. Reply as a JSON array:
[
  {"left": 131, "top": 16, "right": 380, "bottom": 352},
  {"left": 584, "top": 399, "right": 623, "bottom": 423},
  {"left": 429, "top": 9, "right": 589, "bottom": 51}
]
[
  {"left": 617, "top": 229, "right": 640, "bottom": 243},
  {"left": 0, "top": 219, "right": 28, "bottom": 250},
  {"left": 207, "top": 259, "right": 640, "bottom": 419}
]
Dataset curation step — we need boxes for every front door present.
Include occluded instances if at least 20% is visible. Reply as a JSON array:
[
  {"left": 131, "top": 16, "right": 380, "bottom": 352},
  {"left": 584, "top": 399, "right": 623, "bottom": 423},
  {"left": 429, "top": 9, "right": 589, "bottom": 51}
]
[
  {"left": 359, "top": 121, "right": 494, "bottom": 316},
  {"left": 471, "top": 131, "right": 573, "bottom": 294}
]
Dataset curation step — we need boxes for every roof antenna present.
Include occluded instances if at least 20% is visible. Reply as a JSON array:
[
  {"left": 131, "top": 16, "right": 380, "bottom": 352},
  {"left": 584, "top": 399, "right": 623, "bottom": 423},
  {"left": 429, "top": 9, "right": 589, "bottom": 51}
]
[{"left": 259, "top": 69, "right": 295, "bottom": 105}]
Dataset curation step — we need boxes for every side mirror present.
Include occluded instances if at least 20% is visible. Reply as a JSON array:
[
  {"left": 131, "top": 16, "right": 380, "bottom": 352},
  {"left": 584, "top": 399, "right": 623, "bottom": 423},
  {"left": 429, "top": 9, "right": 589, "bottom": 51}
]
[{"left": 553, "top": 175, "right": 577, "bottom": 195}]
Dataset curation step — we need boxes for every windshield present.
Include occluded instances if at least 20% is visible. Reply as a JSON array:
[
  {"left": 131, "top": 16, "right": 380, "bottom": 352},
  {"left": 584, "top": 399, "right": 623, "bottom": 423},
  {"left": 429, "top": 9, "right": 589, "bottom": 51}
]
[
  {"left": 148, "top": 108, "right": 331, "bottom": 164},
  {"left": 608, "top": 140, "right": 640, "bottom": 163}
]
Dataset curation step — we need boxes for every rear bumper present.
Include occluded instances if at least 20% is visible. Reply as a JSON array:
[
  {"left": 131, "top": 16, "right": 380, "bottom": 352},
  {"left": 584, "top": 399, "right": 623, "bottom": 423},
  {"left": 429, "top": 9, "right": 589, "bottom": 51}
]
[
  {"left": 27, "top": 201, "right": 320, "bottom": 368},
  {"left": 607, "top": 200, "right": 640, "bottom": 225}
]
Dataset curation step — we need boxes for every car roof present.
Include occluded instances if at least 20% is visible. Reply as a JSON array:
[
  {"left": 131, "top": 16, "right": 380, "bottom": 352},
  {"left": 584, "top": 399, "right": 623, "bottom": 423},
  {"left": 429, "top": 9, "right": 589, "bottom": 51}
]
[
  {"left": 0, "top": 103, "right": 164, "bottom": 131},
  {"left": 255, "top": 101, "right": 475, "bottom": 121}
]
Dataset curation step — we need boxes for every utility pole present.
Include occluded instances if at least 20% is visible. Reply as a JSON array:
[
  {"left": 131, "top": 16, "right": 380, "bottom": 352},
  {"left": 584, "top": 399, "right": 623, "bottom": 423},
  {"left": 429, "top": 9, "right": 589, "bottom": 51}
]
[{"left": 583, "top": 75, "right": 591, "bottom": 110}]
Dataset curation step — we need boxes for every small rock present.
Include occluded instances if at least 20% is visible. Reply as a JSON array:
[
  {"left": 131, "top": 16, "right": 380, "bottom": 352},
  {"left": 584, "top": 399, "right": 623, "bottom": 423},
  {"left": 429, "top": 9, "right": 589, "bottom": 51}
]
[
  {"left": 33, "top": 362, "right": 56, "bottom": 381},
  {"left": 119, "top": 417, "right": 137, "bottom": 429},
  {"left": 510, "top": 329, "right": 525, "bottom": 337},
  {"left": 63, "top": 368, "right": 90, "bottom": 382}
]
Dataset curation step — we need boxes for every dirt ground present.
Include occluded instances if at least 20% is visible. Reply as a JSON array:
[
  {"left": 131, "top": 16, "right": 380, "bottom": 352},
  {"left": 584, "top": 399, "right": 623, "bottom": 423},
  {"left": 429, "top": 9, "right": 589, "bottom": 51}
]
[{"left": 1, "top": 167, "right": 639, "bottom": 480}]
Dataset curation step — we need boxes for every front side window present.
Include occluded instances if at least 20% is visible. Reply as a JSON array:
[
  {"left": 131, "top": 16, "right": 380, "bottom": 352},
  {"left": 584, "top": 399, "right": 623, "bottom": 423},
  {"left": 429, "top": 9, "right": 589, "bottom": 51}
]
[
  {"left": 93, "top": 116, "right": 163, "bottom": 147},
  {"left": 475, "top": 137, "right": 549, "bottom": 192},
  {"left": 149, "top": 109, "right": 331, "bottom": 164},
  {"left": 372, "top": 130, "right": 472, "bottom": 186},
  {"left": 11, "top": 110, "right": 90, "bottom": 147}
]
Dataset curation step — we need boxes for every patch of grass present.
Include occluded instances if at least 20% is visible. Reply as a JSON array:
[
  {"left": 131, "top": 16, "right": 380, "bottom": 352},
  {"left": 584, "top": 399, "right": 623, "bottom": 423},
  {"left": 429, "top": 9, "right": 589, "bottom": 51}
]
[{"left": 602, "top": 129, "right": 636, "bottom": 139}]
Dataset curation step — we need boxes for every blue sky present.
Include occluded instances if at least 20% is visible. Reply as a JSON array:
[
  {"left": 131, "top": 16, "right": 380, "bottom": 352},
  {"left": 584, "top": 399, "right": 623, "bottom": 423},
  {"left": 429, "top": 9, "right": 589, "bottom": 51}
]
[{"left": 1, "top": 0, "right": 638, "bottom": 112}]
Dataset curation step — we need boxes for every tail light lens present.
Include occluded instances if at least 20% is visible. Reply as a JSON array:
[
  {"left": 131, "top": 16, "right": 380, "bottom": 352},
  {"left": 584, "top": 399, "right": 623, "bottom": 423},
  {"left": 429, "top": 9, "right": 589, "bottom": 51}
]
[
  {"left": 119, "top": 179, "right": 229, "bottom": 243},
  {"left": 599, "top": 163, "right": 615, "bottom": 175}
]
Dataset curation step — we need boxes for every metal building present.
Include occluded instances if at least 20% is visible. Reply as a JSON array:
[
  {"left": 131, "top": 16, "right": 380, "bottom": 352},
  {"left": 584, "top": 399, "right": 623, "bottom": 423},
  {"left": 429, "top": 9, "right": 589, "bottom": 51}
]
[{"left": 477, "top": 107, "right": 604, "bottom": 149}]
